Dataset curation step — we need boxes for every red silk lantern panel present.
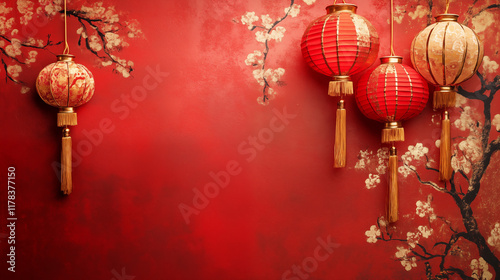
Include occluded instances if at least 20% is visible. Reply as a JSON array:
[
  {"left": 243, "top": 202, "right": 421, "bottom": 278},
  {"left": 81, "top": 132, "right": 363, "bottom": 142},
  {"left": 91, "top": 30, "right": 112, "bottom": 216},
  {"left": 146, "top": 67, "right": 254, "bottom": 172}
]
[
  {"left": 301, "top": 4, "right": 379, "bottom": 90},
  {"left": 37, "top": 54, "right": 95, "bottom": 109},
  {"left": 356, "top": 56, "right": 429, "bottom": 131}
]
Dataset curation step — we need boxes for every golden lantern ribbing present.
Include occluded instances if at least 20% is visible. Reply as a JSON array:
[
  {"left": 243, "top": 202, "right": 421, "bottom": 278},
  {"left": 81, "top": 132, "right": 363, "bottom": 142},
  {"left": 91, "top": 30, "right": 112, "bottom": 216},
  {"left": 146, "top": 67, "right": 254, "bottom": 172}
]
[{"left": 411, "top": 11, "right": 483, "bottom": 181}]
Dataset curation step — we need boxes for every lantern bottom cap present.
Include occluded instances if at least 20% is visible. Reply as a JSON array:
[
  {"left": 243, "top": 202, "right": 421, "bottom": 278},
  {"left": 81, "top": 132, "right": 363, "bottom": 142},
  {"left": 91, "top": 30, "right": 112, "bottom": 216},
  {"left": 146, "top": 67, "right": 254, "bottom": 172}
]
[{"left": 382, "top": 124, "right": 404, "bottom": 143}]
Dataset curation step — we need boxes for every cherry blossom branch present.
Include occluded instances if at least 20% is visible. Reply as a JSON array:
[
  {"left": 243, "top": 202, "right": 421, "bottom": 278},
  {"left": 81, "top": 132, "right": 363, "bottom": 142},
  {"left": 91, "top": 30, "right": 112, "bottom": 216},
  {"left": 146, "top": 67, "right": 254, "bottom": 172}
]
[
  {"left": 260, "top": 0, "right": 295, "bottom": 103},
  {"left": 64, "top": 10, "right": 133, "bottom": 75}
]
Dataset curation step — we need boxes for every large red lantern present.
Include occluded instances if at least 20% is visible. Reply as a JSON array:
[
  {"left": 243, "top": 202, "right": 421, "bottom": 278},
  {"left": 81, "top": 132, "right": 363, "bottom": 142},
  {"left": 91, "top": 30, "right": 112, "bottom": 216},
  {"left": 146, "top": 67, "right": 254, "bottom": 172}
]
[
  {"left": 411, "top": 12, "right": 483, "bottom": 181},
  {"left": 36, "top": 54, "right": 95, "bottom": 194},
  {"left": 356, "top": 56, "right": 429, "bottom": 223},
  {"left": 301, "top": 3, "right": 379, "bottom": 168}
]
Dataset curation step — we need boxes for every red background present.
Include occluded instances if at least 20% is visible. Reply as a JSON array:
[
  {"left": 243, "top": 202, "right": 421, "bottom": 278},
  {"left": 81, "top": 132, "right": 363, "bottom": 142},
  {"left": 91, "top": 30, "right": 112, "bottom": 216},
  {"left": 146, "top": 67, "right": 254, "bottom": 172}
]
[{"left": 1, "top": 0, "right": 499, "bottom": 279}]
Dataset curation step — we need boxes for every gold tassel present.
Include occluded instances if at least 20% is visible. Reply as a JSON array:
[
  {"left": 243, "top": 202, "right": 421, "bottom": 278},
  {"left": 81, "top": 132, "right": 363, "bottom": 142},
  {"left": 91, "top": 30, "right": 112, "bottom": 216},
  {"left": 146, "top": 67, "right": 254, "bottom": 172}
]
[
  {"left": 439, "top": 111, "right": 452, "bottom": 181},
  {"left": 433, "top": 86, "right": 456, "bottom": 109},
  {"left": 382, "top": 122, "right": 404, "bottom": 143},
  {"left": 57, "top": 107, "right": 77, "bottom": 127},
  {"left": 388, "top": 146, "right": 398, "bottom": 223},
  {"left": 334, "top": 100, "right": 346, "bottom": 168},
  {"left": 61, "top": 128, "right": 72, "bottom": 195},
  {"left": 328, "top": 76, "right": 353, "bottom": 96}
]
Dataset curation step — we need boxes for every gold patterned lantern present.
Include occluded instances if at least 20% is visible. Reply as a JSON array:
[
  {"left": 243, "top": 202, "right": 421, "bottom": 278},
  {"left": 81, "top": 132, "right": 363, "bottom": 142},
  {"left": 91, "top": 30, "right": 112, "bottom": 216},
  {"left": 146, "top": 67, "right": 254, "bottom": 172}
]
[
  {"left": 36, "top": 0, "right": 95, "bottom": 195},
  {"left": 411, "top": 12, "right": 483, "bottom": 181}
]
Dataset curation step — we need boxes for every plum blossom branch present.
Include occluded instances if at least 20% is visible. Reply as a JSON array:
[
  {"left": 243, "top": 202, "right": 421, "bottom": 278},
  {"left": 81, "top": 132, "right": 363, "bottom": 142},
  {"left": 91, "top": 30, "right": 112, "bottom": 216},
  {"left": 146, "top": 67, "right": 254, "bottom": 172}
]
[{"left": 241, "top": 0, "right": 314, "bottom": 105}]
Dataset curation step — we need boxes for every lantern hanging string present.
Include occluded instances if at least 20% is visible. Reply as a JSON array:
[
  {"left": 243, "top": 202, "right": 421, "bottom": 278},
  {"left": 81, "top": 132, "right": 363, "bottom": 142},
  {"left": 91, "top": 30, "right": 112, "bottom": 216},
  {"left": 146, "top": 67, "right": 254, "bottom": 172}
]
[
  {"left": 63, "top": 0, "right": 70, "bottom": 54},
  {"left": 444, "top": 0, "right": 450, "bottom": 14},
  {"left": 390, "top": 0, "right": 395, "bottom": 56}
]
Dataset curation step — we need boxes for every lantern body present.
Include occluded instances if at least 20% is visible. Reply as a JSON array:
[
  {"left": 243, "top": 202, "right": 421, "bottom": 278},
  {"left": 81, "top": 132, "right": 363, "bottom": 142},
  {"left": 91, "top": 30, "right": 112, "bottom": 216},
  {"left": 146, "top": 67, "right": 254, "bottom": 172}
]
[
  {"left": 411, "top": 14, "right": 483, "bottom": 88},
  {"left": 36, "top": 55, "right": 95, "bottom": 109},
  {"left": 301, "top": 4, "right": 379, "bottom": 78},
  {"left": 356, "top": 57, "right": 429, "bottom": 124}
]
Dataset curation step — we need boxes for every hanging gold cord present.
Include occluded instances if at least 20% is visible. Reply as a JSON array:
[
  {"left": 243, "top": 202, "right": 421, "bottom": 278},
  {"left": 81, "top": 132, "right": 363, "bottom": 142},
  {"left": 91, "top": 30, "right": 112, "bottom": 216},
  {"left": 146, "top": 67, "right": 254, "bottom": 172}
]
[
  {"left": 444, "top": 0, "right": 450, "bottom": 14},
  {"left": 63, "top": 0, "right": 70, "bottom": 54},
  {"left": 390, "top": 0, "right": 395, "bottom": 55}
]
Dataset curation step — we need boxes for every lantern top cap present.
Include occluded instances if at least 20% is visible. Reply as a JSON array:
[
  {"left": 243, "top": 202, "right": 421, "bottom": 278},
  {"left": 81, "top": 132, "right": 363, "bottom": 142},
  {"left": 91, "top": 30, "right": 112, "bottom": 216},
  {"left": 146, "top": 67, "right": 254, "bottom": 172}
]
[
  {"left": 326, "top": 4, "right": 357, "bottom": 14},
  {"left": 57, "top": 54, "right": 75, "bottom": 62},
  {"left": 436, "top": 14, "right": 459, "bottom": 22},
  {"left": 380, "top": 56, "right": 403, "bottom": 64}
]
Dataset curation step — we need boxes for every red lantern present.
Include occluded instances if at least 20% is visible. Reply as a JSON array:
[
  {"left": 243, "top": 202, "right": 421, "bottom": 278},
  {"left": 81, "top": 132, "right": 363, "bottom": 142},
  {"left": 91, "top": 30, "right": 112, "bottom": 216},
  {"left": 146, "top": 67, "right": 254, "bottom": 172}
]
[
  {"left": 355, "top": 56, "right": 429, "bottom": 222},
  {"left": 301, "top": 3, "right": 379, "bottom": 168},
  {"left": 410, "top": 13, "right": 483, "bottom": 181},
  {"left": 36, "top": 54, "right": 95, "bottom": 194}
]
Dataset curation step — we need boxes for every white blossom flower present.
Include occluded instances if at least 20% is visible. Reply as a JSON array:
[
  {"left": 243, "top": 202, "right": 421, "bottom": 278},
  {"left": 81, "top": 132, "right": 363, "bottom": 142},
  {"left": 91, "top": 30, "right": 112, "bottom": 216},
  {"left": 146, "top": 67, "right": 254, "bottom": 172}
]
[
  {"left": 261, "top": 14, "right": 274, "bottom": 29},
  {"left": 302, "top": 0, "right": 316, "bottom": 5},
  {"left": 25, "top": 50, "right": 37, "bottom": 64},
  {"left": 482, "top": 56, "right": 499, "bottom": 74},
  {"left": 244, "top": 50, "right": 263, "bottom": 66},
  {"left": 416, "top": 195, "right": 436, "bottom": 221},
  {"left": 7, "top": 64, "right": 22, "bottom": 78},
  {"left": 264, "top": 67, "right": 285, "bottom": 83},
  {"left": 255, "top": 30, "right": 267, "bottom": 43},
  {"left": 88, "top": 35, "right": 103, "bottom": 52},
  {"left": 365, "top": 174, "right": 380, "bottom": 189},
  {"left": 492, "top": 114, "right": 500, "bottom": 131},
  {"left": 241, "top": 11, "right": 259, "bottom": 29},
  {"left": 417, "top": 225, "right": 433, "bottom": 238},
  {"left": 21, "top": 86, "right": 30, "bottom": 94},
  {"left": 17, "top": 0, "right": 34, "bottom": 25},
  {"left": 470, "top": 257, "right": 493, "bottom": 280},
  {"left": 365, "top": 225, "right": 380, "bottom": 243},
  {"left": 487, "top": 223, "right": 500, "bottom": 250},
  {"left": 284, "top": 4, "right": 301, "bottom": 18},
  {"left": 454, "top": 106, "right": 480, "bottom": 132},
  {"left": 355, "top": 150, "right": 372, "bottom": 169},
  {"left": 395, "top": 246, "right": 417, "bottom": 271},
  {"left": 268, "top": 26, "right": 286, "bottom": 42},
  {"left": 406, "top": 231, "right": 420, "bottom": 248},
  {"left": 252, "top": 69, "right": 265, "bottom": 86}
]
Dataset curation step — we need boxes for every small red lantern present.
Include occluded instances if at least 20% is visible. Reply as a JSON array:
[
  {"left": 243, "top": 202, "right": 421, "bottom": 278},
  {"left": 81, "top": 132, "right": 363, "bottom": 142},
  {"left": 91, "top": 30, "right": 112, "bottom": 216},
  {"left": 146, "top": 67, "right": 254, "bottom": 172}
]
[
  {"left": 36, "top": 54, "right": 95, "bottom": 194},
  {"left": 301, "top": 3, "right": 379, "bottom": 168},
  {"left": 356, "top": 56, "right": 429, "bottom": 222}
]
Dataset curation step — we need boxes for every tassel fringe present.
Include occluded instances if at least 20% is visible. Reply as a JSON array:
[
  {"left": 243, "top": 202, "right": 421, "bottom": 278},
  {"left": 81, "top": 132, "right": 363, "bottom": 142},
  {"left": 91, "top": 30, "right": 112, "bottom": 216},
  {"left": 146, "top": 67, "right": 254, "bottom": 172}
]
[
  {"left": 58, "top": 112, "right": 77, "bottom": 127},
  {"left": 388, "top": 147, "right": 398, "bottom": 223},
  {"left": 439, "top": 112, "right": 452, "bottom": 181},
  {"left": 334, "top": 101, "right": 346, "bottom": 168},
  {"left": 382, "top": 127, "right": 404, "bottom": 143},
  {"left": 433, "top": 88, "right": 456, "bottom": 109},
  {"left": 61, "top": 129, "right": 72, "bottom": 195},
  {"left": 328, "top": 80, "right": 353, "bottom": 96}
]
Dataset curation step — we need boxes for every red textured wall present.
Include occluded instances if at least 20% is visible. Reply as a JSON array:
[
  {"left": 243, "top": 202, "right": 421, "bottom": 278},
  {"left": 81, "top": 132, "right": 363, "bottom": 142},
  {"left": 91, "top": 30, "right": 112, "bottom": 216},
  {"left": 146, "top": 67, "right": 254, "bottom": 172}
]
[{"left": 1, "top": 0, "right": 499, "bottom": 279}]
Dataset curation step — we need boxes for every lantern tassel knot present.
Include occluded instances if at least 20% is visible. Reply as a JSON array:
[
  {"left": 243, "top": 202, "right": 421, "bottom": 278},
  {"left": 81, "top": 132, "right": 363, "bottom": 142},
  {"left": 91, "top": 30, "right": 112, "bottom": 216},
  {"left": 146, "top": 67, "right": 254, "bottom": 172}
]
[
  {"left": 328, "top": 76, "right": 353, "bottom": 96},
  {"left": 334, "top": 100, "right": 346, "bottom": 168},
  {"left": 61, "top": 127, "right": 72, "bottom": 195},
  {"left": 433, "top": 86, "right": 456, "bottom": 109},
  {"left": 439, "top": 111, "right": 452, "bottom": 181},
  {"left": 388, "top": 146, "right": 398, "bottom": 223}
]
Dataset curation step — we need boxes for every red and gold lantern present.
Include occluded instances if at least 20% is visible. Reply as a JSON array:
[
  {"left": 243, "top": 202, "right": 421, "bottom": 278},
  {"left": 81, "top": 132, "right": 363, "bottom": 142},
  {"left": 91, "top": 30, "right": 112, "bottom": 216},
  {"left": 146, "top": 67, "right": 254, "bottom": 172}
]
[
  {"left": 301, "top": 2, "right": 379, "bottom": 168},
  {"left": 37, "top": 56, "right": 95, "bottom": 194},
  {"left": 356, "top": 56, "right": 429, "bottom": 223},
  {"left": 411, "top": 12, "right": 483, "bottom": 181}
]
